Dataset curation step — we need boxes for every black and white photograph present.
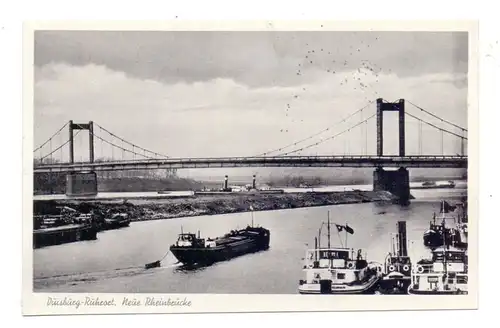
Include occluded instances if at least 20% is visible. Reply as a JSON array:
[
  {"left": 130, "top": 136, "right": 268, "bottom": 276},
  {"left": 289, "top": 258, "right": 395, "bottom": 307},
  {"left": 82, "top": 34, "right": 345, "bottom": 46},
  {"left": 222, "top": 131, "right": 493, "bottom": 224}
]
[{"left": 24, "top": 20, "right": 477, "bottom": 313}]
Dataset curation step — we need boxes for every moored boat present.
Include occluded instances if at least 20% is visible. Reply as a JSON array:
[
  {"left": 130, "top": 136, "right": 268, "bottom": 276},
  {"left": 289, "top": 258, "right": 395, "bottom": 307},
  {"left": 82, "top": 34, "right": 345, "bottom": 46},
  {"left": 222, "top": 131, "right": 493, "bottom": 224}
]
[
  {"left": 423, "top": 200, "right": 467, "bottom": 249},
  {"left": 33, "top": 223, "right": 98, "bottom": 249},
  {"left": 408, "top": 246, "right": 468, "bottom": 295},
  {"left": 103, "top": 212, "right": 131, "bottom": 230},
  {"left": 376, "top": 221, "right": 412, "bottom": 294},
  {"left": 298, "top": 213, "right": 382, "bottom": 294}
]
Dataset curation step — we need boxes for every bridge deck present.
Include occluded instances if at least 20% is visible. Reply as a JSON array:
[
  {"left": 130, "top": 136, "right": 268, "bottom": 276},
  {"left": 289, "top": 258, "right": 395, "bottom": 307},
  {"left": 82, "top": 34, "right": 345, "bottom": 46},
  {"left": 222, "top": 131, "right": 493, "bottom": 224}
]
[{"left": 33, "top": 155, "right": 468, "bottom": 173}]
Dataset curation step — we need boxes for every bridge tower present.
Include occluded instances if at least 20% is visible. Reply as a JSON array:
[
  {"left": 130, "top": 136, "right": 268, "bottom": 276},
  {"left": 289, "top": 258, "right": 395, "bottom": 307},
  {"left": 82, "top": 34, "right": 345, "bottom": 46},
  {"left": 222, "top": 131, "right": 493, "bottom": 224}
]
[
  {"left": 66, "top": 120, "right": 98, "bottom": 196},
  {"left": 373, "top": 99, "right": 410, "bottom": 205}
]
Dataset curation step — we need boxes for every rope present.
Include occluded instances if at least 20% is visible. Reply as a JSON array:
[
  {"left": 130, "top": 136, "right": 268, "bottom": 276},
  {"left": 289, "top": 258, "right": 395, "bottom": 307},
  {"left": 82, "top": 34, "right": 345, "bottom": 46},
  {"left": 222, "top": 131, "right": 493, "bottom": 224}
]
[{"left": 254, "top": 101, "right": 374, "bottom": 157}]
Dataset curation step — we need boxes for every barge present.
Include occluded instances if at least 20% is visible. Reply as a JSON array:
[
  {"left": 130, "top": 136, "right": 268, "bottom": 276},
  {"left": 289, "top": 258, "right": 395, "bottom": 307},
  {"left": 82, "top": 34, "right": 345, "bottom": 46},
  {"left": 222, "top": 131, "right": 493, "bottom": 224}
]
[
  {"left": 33, "top": 223, "right": 98, "bottom": 249},
  {"left": 169, "top": 224, "right": 270, "bottom": 266}
]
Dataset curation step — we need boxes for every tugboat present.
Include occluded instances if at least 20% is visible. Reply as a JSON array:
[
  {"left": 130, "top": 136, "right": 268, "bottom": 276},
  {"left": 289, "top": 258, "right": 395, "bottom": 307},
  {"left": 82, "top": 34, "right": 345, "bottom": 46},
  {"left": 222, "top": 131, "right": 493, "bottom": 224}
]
[
  {"left": 298, "top": 213, "right": 382, "bottom": 294},
  {"left": 423, "top": 200, "right": 465, "bottom": 249},
  {"left": 169, "top": 212, "right": 270, "bottom": 266},
  {"left": 376, "top": 221, "right": 412, "bottom": 294},
  {"left": 408, "top": 245, "right": 468, "bottom": 295}
]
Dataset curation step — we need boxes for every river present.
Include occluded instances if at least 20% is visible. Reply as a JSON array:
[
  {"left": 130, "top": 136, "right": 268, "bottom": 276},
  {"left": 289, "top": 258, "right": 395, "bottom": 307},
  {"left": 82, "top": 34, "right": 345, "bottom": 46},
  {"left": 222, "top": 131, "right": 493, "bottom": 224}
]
[{"left": 33, "top": 185, "right": 467, "bottom": 294}]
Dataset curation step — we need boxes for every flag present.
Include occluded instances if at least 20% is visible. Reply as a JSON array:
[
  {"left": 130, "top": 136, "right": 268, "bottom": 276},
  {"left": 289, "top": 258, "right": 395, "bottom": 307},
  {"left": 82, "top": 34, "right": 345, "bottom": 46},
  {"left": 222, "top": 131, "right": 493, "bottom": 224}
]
[
  {"left": 345, "top": 224, "right": 354, "bottom": 235},
  {"left": 335, "top": 224, "right": 354, "bottom": 235},
  {"left": 249, "top": 205, "right": 254, "bottom": 211},
  {"left": 440, "top": 201, "right": 456, "bottom": 213}
]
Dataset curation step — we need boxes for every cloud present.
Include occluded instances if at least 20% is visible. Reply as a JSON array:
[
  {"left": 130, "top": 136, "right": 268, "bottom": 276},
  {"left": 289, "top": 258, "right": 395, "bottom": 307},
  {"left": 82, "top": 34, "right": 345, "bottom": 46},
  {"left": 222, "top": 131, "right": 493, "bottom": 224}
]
[
  {"left": 34, "top": 31, "right": 468, "bottom": 87},
  {"left": 34, "top": 62, "right": 468, "bottom": 164}
]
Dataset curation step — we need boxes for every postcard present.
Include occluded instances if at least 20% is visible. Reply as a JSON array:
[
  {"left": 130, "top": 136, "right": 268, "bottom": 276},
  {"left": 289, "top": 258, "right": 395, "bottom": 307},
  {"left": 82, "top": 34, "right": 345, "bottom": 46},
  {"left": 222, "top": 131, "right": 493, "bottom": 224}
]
[{"left": 22, "top": 19, "right": 478, "bottom": 315}]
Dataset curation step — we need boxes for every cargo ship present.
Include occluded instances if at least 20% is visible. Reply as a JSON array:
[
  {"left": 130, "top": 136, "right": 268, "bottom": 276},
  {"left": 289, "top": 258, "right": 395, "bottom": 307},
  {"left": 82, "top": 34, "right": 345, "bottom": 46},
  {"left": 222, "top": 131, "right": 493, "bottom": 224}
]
[
  {"left": 169, "top": 223, "right": 270, "bottom": 266},
  {"left": 298, "top": 213, "right": 382, "bottom": 294},
  {"left": 411, "top": 180, "right": 456, "bottom": 189},
  {"left": 376, "top": 221, "right": 412, "bottom": 294}
]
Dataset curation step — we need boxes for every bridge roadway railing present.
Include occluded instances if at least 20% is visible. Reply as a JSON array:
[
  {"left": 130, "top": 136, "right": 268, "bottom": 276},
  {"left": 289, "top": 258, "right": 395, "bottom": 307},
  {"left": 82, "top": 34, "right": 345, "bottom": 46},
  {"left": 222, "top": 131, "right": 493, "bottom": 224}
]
[{"left": 33, "top": 155, "right": 468, "bottom": 173}]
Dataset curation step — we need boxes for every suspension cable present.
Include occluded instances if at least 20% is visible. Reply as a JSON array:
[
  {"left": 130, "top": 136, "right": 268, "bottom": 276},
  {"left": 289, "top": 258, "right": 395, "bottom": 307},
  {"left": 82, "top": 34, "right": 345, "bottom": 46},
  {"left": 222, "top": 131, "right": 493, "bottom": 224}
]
[
  {"left": 33, "top": 122, "right": 69, "bottom": 152},
  {"left": 406, "top": 100, "right": 468, "bottom": 132},
  {"left": 274, "top": 113, "right": 376, "bottom": 156},
  {"left": 254, "top": 101, "right": 374, "bottom": 157},
  {"left": 93, "top": 123, "right": 168, "bottom": 158},
  {"left": 405, "top": 112, "right": 467, "bottom": 140},
  {"left": 39, "top": 130, "right": 82, "bottom": 161}
]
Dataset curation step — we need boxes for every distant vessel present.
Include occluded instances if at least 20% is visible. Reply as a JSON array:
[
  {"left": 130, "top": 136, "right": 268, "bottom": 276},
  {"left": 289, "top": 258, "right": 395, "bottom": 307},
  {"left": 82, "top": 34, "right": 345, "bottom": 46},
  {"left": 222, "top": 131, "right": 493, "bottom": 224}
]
[
  {"left": 377, "top": 221, "right": 412, "bottom": 294},
  {"left": 298, "top": 213, "right": 382, "bottom": 294},
  {"left": 408, "top": 246, "right": 468, "bottom": 295},
  {"left": 102, "top": 212, "right": 131, "bottom": 230},
  {"left": 169, "top": 212, "right": 270, "bottom": 266},
  {"left": 412, "top": 180, "right": 456, "bottom": 189},
  {"left": 423, "top": 200, "right": 467, "bottom": 249}
]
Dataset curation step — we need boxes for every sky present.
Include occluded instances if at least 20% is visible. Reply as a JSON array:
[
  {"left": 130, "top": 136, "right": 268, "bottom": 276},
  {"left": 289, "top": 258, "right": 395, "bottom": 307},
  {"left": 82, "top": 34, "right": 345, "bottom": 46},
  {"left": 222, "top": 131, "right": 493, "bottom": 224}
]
[{"left": 33, "top": 31, "right": 469, "bottom": 179}]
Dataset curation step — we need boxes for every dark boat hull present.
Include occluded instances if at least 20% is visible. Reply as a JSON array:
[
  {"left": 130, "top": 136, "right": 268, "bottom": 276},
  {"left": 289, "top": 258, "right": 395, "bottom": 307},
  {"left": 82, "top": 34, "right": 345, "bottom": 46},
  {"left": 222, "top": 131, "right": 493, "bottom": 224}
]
[
  {"left": 423, "top": 230, "right": 466, "bottom": 249},
  {"left": 170, "top": 236, "right": 269, "bottom": 265},
  {"left": 102, "top": 219, "right": 131, "bottom": 230},
  {"left": 376, "top": 277, "right": 411, "bottom": 294},
  {"left": 33, "top": 224, "right": 98, "bottom": 249},
  {"left": 408, "top": 288, "right": 467, "bottom": 295}
]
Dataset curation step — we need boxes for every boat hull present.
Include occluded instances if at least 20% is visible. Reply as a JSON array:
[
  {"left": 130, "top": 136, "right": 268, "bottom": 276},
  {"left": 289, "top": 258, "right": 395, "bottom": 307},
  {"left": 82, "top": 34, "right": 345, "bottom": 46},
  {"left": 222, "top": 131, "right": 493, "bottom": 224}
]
[
  {"left": 298, "top": 273, "right": 381, "bottom": 295},
  {"left": 170, "top": 235, "right": 270, "bottom": 266},
  {"left": 376, "top": 276, "right": 411, "bottom": 294},
  {"left": 33, "top": 224, "right": 98, "bottom": 249},
  {"left": 408, "top": 287, "right": 468, "bottom": 295},
  {"left": 102, "top": 219, "right": 131, "bottom": 230}
]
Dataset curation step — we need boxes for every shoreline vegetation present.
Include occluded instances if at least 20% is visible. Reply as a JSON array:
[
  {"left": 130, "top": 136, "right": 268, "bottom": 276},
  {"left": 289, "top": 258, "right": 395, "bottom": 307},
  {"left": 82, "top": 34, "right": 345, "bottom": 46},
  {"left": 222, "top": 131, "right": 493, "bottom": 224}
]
[
  {"left": 33, "top": 190, "right": 398, "bottom": 222},
  {"left": 34, "top": 171, "right": 466, "bottom": 195}
]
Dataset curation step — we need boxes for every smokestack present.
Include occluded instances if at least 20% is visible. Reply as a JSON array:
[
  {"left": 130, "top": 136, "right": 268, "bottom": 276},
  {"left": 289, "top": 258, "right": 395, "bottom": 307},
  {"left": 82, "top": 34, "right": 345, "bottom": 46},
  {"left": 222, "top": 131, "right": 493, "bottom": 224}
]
[
  {"left": 252, "top": 175, "right": 256, "bottom": 189},
  {"left": 224, "top": 175, "right": 228, "bottom": 190},
  {"left": 397, "top": 221, "right": 408, "bottom": 257}
]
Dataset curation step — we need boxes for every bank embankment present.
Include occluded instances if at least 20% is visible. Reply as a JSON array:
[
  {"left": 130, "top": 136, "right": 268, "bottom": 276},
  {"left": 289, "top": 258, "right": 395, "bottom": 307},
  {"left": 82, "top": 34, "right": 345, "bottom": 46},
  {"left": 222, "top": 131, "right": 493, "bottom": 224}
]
[{"left": 33, "top": 190, "right": 398, "bottom": 222}]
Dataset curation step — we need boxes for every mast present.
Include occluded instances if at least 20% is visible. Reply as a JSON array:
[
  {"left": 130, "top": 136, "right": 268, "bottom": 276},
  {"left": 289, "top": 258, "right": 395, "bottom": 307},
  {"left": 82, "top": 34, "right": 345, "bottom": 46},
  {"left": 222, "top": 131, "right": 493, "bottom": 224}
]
[
  {"left": 345, "top": 222, "right": 348, "bottom": 248},
  {"left": 327, "top": 211, "right": 331, "bottom": 249}
]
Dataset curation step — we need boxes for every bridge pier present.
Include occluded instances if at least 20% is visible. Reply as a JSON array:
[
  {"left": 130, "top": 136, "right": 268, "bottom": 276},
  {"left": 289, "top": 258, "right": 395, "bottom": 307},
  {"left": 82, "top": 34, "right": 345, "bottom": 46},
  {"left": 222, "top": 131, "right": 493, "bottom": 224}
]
[
  {"left": 373, "top": 167, "right": 410, "bottom": 205},
  {"left": 66, "top": 171, "right": 98, "bottom": 197}
]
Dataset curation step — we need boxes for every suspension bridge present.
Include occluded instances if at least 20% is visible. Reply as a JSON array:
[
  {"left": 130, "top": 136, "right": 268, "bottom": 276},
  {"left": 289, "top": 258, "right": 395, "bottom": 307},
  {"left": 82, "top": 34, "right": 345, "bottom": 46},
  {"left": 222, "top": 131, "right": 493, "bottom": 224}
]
[{"left": 33, "top": 98, "right": 468, "bottom": 203}]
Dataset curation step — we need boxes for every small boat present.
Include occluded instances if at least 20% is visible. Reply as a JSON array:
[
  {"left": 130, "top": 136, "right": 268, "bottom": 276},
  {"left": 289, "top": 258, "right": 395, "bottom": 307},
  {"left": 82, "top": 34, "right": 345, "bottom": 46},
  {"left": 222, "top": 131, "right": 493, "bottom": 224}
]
[
  {"left": 412, "top": 180, "right": 456, "bottom": 190},
  {"left": 103, "top": 212, "right": 131, "bottom": 230},
  {"left": 169, "top": 212, "right": 270, "bottom": 266},
  {"left": 298, "top": 213, "right": 382, "bottom": 294},
  {"left": 423, "top": 200, "right": 466, "bottom": 249},
  {"left": 377, "top": 221, "right": 412, "bottom": 294},
  {"left": 408, "top": 246, "right": 468, "bottom": 295}
]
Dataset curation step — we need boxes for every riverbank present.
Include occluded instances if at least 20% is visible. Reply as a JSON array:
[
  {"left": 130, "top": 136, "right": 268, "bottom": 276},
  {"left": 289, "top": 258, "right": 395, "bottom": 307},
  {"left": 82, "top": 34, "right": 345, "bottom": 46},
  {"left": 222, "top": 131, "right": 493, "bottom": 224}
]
[{"left": 33, "top": 190, "right": 398, "bottom": 222}]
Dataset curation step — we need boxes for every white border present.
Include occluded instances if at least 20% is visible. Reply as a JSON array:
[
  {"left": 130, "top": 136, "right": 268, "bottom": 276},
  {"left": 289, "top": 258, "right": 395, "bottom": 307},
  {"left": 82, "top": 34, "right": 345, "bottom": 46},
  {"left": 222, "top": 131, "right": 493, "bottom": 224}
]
[{"left": 20, "top": 19, "right": 479, "bottom": 316}]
